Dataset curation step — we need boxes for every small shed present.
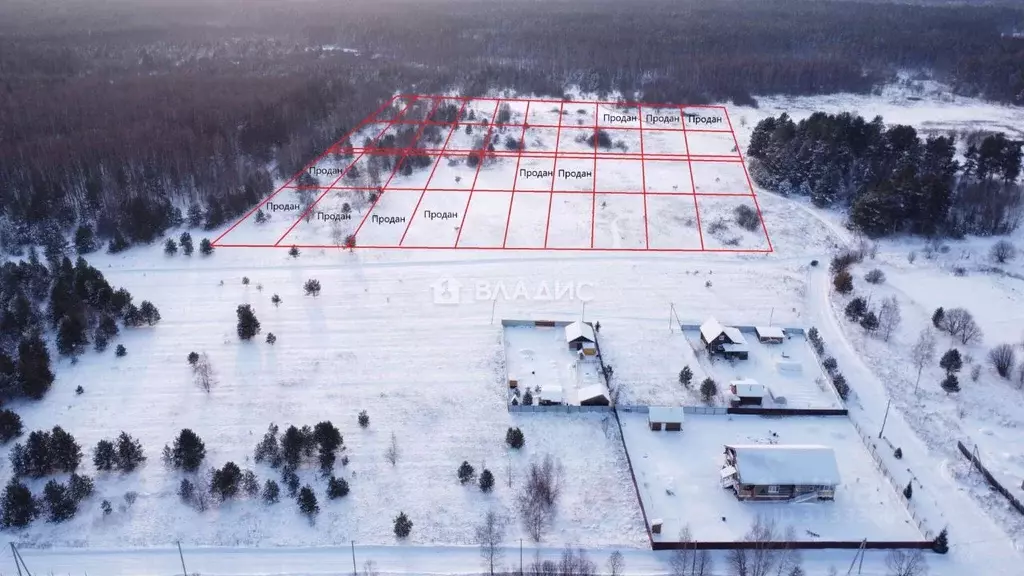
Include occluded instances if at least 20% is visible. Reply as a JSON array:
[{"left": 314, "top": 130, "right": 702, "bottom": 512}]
[
  {"left": 578, "top": 385, "right": 610, "bottom": 406},
  {"left": 728, "top": 378, "right": 766, "bottom": 406},
  {"left": 722, "top": 444, "right": 840, "bottom": 501},
  {"left": 755, "top": 326, "right": 785, "bottom": 344},
  {"left": 699, "top": 317, "right": 749, "bottom": 360},
  {"left": 648, "top": 406, "right": 685, "bottom": 431},
  {"left": 538, "top": 385, "right": 563, "bottom": 406},
  {"left": 565, "top": 321, "right": 597, "bottom": 355}
]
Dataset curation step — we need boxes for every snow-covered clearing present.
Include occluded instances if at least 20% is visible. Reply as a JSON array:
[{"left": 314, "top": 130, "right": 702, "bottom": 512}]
[{"left": 621, "top": 413, "right": 923, "bottom": 543}]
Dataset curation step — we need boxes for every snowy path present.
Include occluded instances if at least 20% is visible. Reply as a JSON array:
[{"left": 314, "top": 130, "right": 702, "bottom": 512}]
[{"left": 805, "top": 264, "right": 1023, "bottom": 575}]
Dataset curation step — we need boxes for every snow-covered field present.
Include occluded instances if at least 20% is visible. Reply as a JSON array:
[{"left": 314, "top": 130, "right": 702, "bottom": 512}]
[
  {"left": 621, "top": 413, "right": 924, "bottom": 543},
  {"left": 7, "top": 84, "right": 1024, "bottom": 576}
]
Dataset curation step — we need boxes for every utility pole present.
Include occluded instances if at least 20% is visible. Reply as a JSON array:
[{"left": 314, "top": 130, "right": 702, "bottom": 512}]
[
  {"left": 581, "top": 300, "right": 586, "bottom": 322},
  {"left": 769, "top": 307, "right": 775, "bottom": 326},
  {"left": 490, "top": 298, "right": 497, "bottom": 325},
  {"left": 520, "top": 539, "right": 523, "bottom": 574},
  {"left": 669, "top": 303, "right": 676, "bottom": 332},
  {"left": 878, "top": 398, "right": 891, "bottom": 439},
  {"left": 351, "top": 540, "right": 357, "bottom": 576},
  {"left": 177, "top": 541, "right": 188, "bottom": 576}
]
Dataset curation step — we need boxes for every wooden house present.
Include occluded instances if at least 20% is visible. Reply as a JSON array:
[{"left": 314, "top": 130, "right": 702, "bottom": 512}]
[{"left": 720, "top": 444, "right": 839, "bottom": 501}]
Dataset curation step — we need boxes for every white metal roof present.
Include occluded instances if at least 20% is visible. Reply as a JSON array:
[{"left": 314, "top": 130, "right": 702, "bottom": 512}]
[
  {"left": 723, "top": 327, "right": 747, "bottom": 345},
  {"left": 565, "top": 321, "right": 596, "bottom": 343},
  {"left": 699, "top": 317, "right": 726, "bottom": 343},
  {"left": 538, "top": 386, "right": 563, "bottom": 404},
  {"left": 578, "top": 384, "right": 608, "bottom": 403},
  {"left": 725, "top": 444, "right": 841, "bottom": 486},
  {"left": 648, "top": 406, "right": 685, "bottom": 424},
  {"left": 730, "top": 379, "right": 764, "bottom": 397},
  {"left": 755, "top": 326, "right": 785, "bottom": 339}
]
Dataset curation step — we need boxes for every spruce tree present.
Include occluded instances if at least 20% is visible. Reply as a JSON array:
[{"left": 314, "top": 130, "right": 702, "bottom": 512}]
[
  {"left": 171, "top": 429, "right": 206, "bottom": 472},
  {"left": 479, "top": 469, "right": 495, "bottom": 493},
  {"left": 940, "top": 349, "right": 963, "bottom": 375},
  {"left": 0, "top": 409, "right": 24, "bottom": 443},
  {"left": 505, "top": 427, "right": 525, "bottom": 449},
  {"left": 903, "top": 481, "right": 913, "bottom": 500},
  {"left": 678, "top": 366, "right": 693, "bottom": 387},
  {"left": 393, "top": 511, "right": 413, "bottom": 538},
  {"left": 327, "top": 476, "right": 350, "bottom": 499},
  {"left": 932, "top": 307, "right": 945, "bottom": 328},
  {"left": 236, "top": 304, "right": 261, "bottom": 340},
  {"left": 43, "top": 480, "right": 77, "bottom": 523},
  {"left": 139, "top": 301, "right": 161, "bottom": 325},
  {"left": 458, "top": 461, "right": 475, "bottom": 484},
  {"left": 17, "top": 333, "right": 54, "bottom": 399},
  {"left": 262, "top": 479, "right": 280, "bottom": 504},
  {"left": 941, "top": 374, "right": 960, "bottom": 394},
  {"left": 56, "top": 315, "right": 89, "bottom": 356},
  {"left": 932, "top": 527, "right": 949, "bottom": 554},
  {"left": 115, "top": 432, "right": 146, "bottom": 472},
  {"left": 1, "top": 478, "right": 38, "bottom": 528},
  {"left": 179, "top": 232, "right": 194, "bottom": 256},
  {"left": 199, "top": 238, "right": 214, "bottom": 255},
  {"left": 93, "top": 439, "right": 116, "bottom": 471},
  {"left": 297, "top": 485, "right": 319, "bottom": 522},
  {"left": 164, "top": 239, "right": 178, "bottom": 255},
  {"left": 211, "top": 462, "right": 242, "bottom": 500},
  {"left": 68, "top": 473, "right": 94, "bottom": 502}
]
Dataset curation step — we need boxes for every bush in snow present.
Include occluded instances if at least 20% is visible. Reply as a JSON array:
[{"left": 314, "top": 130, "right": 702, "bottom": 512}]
[
  {"left": 506, "top": 427, "right": 525, "bottom": 450},
  {"left": 894, "top": 447, "right": 903, "bottom": 459},
  {"left": 932, "top": 528, "right": 949, "bottom": 554},
  {"left": 990, "top": 239, "right": 1017, "bottom": 264},
  {"left": 199, "top": 238, "right": 214, "bottom": 255},
  {"left": 940, "top": 374, "right": 960, "bottom": 394},
  {"left": 458, "top": 461, "right": 475, "bottom": 484},
  {"left": 188, "top": 351, "right": 199, "bottom": 366},
  {"left": 734, "top": 205, "right": 760, "bottom": 231},
  {"left": 266, "top": 332, "right": 277, "bottom": 345},
  {"left": 833, "top": 270, "right": 853, "bottom": 294},
  {"left": 903, "top": 481, "right": 913, "bottom": 500},
  {"left": 271, "top": 293, "right": 282, "bottom": 306},
  {"left": 358, "top": 410, "right": 370, "bottom": 428},
  {"left": 864, "top": 268, "right": 885, "bottom": 284},
  {"left": 679, "top": 366, "right": 693, "bottom": 387},
  {"left": 115, "top": 344, "right": 127, "bottom": 357},
  {"left": 304, "top": 278, "right": 322, "bottom": 297},
  {"left": 327, "top": 476, "right": 350, "bottom": 499},
  {"left": 101, "top": 499, "right": 112, "bottom": 516},
  {"left": 859, "top": 311, "right": 879, "bottom": 332},
  {"left": 989, "top": 344, "right": 1016, "bottom": 379},
  {"left": 289, "top": 245, "right": 300, "bottom": 258},
  {"left": 822, "top": 357, "right": 838, "bottom": 375},
  {"left": 832, "top": 373, "right": 850, "bottom": 400},
  {"left": 844, "top": 297, "right": 867, "bottom": 321}
]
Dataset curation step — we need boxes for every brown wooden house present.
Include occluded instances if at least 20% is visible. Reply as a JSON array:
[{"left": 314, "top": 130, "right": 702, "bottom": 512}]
[{"left": 720, "top": 444, "right": 840, "bottom": 501}]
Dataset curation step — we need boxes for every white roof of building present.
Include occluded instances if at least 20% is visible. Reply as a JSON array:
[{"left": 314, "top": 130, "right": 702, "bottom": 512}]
[
  {"left": 578, "top": 384, "right": 608, "bottom": 403},
  {"left": 730, "top": 379, "right": 764, "bottom": 397},
  {"left": 648, "top": 406, "right": 685, "bottom": 424},
  {"left": 755, "top": 326, "right": 785, "bottom": 339},
  {"left": 725, "top": 444, "right": 841, "bottom": 486},
  {"left": 723, "top": 327, "right": 747, "bottom": 345},
  {"left": 538, "top": 386, "right": 563, "bottom": 404},
  {"left": 565, "top": 321, "right": 596, "bottom": 343},
  {"left": 699, "top": 317, "right": 726, "bottom": 343}
]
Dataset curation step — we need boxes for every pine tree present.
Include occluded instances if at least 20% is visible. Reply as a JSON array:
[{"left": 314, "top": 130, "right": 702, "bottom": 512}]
[
  {"left": 115, "top": 432, "right": 146, "bottom": 472},
  {"left": 859, "top": 311, "right": 879, "bottom": 332},
  {"left": 179, "top": 232, "right": 194, "bottom": 256},
  {"left": 700, "top": 377, "right": 718, "bottom": 403},
  {"left": 932, "top": 307, "right": 945, "bottom": 328},
  {"left": 164, "top": 239, "right": 178, "bottom": 255},
  {"left": 903, "top": 481, "right": 913, "bottom": 500},
  {"left": 271, "top": 294, "right": 281, "bottom": 306},
  {"left": 1, "top": 478, "right": 38, "bottom": 528},
  {"left": 211, "top": 462, "right": 242, "bottom": 500},
  {"left": 199, "top": 238, "right": 214, "bottom": 255},
  {"left": 266, "top": 332, "right": 277, "bottom": 345},
  {"left": 56, "top": 315, "right": 88, "bottom": 356},
  {"left": 0, "top": 409, "right": 24, "bottom": 443},
  {"left": 833, "top": 270, "right": 854, "bottom": 294},
  {"left": 172, "top": 429, "right": 206, "bottom": 472},
  {"left": 458, "top": 461, "right": 475, "bottom": 484},
  {"left": 393, "top": 511, "right": 413, "bottom": 538},
  {"left": 289, "top": 246, "right": 300, "bottom": 258},
  {"left": 74, "top": 224, "right": 97, "bottom": 255},
  {"left": 236, "top": 304, "right": 261, "bottom": 340},
  {"left": 303, "top": 279, "right": 322, "bottom": 297},
  {"left": 939, "top": 349, "right": 963, "bottom": 375},
  {"left": 18, "top": 333, "right": 54, "bottom": 399},
  {"left": 297, "top": 485, "right": 319, "bottom": 522},
  {"left": 115, "top": 344, "right": 127, "bottom": 357},
  {"left": 262, "top": 479, "right": 280, "bottom": 504},
  {"left": 678, "top": 366, "right": 693, "bottom": 387},
  {"left": 68, "top": 473, "right": 94, "bottom": 502},
  {"left": 844, "top": 297, "right": 867, "bottom": 321},
  {"left": 941, "top": 374, "right": 960, "bottom": 394},
  {"left": 43, "top": 479, "right": 77, "bottom": 523},
  {"left": 139, "top": 301, "right": 161, "bottom": 325},
  {"left": 93, "top": 439, "right": 116, "bottom": 471},
  {"left": 479, "top": 469, "right": 495, "bottom": 492},
  {"left": 358, "top": 410, "right": 370, "bottom": 428},
  {"left": 505, "top": 427, "right": 525, "bottom": 449},
  {"left": 932, "top": 527, "right": 949, "bottom": 554}
]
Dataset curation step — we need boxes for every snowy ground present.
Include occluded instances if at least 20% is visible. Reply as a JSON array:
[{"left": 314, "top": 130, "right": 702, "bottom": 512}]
[
  {"left": 682, "top": 329, "right": 841, "bottom": 410},
  {"left": 621, "top": 413, "right": 923, "bottom": 544},
  {"left": 502, "top": 324, "right": 603, "bottom": 406},
  {"left": 8, "top": 85, "right": 1024, "bottom": 576}
]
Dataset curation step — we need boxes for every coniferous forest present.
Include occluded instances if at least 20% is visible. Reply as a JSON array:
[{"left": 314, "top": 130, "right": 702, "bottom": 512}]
[
  {"left": 747, "top": 113, "right": 1024, "bottom": 237},
  {"left": 0, "top": 0, "right": 1022, "bottom": 252}
]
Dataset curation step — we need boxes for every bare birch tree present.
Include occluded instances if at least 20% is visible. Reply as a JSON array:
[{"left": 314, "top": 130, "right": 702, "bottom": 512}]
[
  {"left": 911, "top": 328, "right": 937, "bottom": 393},
  {"left": 475, "top": 510, "right": 506, "bottom": 576}
]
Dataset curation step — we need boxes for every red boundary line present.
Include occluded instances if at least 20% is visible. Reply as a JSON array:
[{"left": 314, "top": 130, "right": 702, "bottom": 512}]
[
  {"left": 542, "top": 101, "right": 566, "bottom": 248},
  {"left": 454, "top": 99, "right": 503, "bottom": 247},
  {"left": 722, "top": 107, "right": 774, "bottom": 253},
  {"left": 273, "top": 96, "right": 421, "bottom": 247},
  {"left": 216, "top": 95, "right": 771, "bottom": 254},
  {"left": 502, "top": 102, "right": 532, "bottom": 248},
  {"left": 679, "top": 105, "right": 705, "bottom": 250},
  {"left": 397, "top": 98, "right": 470, "bottom": 246},
  {"left": 637, "top": 104, "right": 651, "bottom": 249},
  {"left": 211, "top": 94, "right": 398, "bottom": 247}
]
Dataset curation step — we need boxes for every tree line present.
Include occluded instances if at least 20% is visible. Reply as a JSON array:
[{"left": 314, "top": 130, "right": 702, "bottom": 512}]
[
  {"left": 0, "top": 0, "right": 1021, "bottom": 252},
  {"left": 747, "top": 112, "right": 1023, "bottom": 237}
]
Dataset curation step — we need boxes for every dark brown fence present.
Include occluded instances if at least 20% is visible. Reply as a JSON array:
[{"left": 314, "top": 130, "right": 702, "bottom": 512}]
[
  {"left": 957, "top": 441, "right": 1024, "bottom": 516},
  {"left": 726, "top": 407, "right": 848, "bottom": 416},
  {"left": 652, "top": 539, "right": 934, "bottom": 551}
]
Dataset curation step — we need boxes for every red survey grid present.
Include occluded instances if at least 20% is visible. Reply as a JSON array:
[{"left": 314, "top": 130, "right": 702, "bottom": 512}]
[{"left": 211, "top": 95, "right": 773, "bottom": 253}]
